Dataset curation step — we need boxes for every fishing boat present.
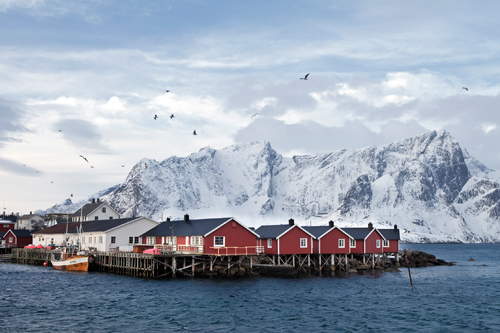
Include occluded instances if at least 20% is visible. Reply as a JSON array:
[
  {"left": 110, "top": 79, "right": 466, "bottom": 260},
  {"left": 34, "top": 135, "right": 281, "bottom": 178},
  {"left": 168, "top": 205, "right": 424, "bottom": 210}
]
[{"left": 51, "top": 251, "right": 90, "bottom": 271}]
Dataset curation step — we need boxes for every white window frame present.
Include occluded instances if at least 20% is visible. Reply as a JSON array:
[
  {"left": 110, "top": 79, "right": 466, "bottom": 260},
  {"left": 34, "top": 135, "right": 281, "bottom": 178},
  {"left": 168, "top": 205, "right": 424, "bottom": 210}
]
[
  {"left": 99, "top": 236, "right": 103, "bottom": 244},
  {"left": 300, "top": 238, "right": 307, "bottom": 248},
  {"left": 214, "top": 236, "right": 225, "bottom": 247},
  {"left": 376, "top": 239, "right": 381, "bottom": 248},
  {"left": 8, "top": 237, "right": 13, "bottom": 242},
  {"left": 267, "top": 238, "right": 272, "bottom": 248},
  {"left": 350, "top": 239, "right": 355, "bottom": 247},
  {"left": 383, "top": 239, "right": 389, "bottom": 247},
  {"left": 191, "top": 236, "right": 202, "bottom": 246},
  {"left": 339, "top": 239, "right": 345, "bottom": 248}
]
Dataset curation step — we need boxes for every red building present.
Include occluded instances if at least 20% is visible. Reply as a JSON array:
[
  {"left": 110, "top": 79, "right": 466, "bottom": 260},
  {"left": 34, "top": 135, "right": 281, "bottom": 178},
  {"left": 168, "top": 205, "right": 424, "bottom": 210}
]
[
  {"left": 343, "top": 223, "right": 386, "bottom": 254},
  {"left": 378, "top": 225, "right": 401, "bottom": 253},
  {"left": 304, "top": 221, "right": 354, "bottom": 255},
  {"left": 255, "top": 219, "right": 315, "bottom": 255},
  {"left": 2, "top": 230, "right": 33, "bottom": 248},
  {"left": 140, "top": 215, "right": 261, "bottom": 255},
  {"left": 0, "top": 221, "right": 16, "bottom": 233}
]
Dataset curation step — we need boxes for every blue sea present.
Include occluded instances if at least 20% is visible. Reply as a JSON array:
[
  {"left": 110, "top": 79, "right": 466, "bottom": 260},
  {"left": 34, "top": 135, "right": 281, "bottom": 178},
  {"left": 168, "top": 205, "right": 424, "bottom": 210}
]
[{"left": 1, "top": 244, "right": 499, "bottom": 332}]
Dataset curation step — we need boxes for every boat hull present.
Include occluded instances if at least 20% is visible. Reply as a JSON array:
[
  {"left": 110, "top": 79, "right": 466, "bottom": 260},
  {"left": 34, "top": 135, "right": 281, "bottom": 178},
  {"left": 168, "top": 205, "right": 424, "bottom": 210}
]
[{"left": 51, "top": 255, "right": 90, "bottom": 272}]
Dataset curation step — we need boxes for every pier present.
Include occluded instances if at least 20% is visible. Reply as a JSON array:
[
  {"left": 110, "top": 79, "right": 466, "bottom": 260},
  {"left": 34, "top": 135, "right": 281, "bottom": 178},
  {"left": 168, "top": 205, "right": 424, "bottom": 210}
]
[{"left": 9, "top": 248, "right": 402, "bottom": 278}]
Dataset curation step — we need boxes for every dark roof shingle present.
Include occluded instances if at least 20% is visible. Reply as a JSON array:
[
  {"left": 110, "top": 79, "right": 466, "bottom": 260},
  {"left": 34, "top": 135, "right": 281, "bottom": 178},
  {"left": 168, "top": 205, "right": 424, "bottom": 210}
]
[{"left": 141, "top": 217, "right": 235, "bottom": 237}]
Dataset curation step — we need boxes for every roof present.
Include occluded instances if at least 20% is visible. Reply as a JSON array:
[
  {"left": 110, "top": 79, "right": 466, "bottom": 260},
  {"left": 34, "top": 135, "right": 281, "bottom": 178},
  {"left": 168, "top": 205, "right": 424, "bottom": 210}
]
[
  {"left": 254, "top": 225, "right": 291, "bottom": 239},
  {"left": 70, "top": 201, "right": 110, "bottom": 218},
  {"left": 140, "top": 217, "right": 239, "bottom": 237},
  {"left": 19, "top": 214, "right": 42, "bottom": 220},
  {"left": 378, "top": 228, "right": 400, "bottom": 240},
  {"left": 303, "top": 226, "right": 330, "bottom": 238},
  {"left": 73, "top": 218, "right": 137, "bottom": 233},
  {"left": 31, "top": 222, "right": 94, "bottom": 234},
  {"left": 5, "top": 229, "right": 33, "bottom": 237},
  {"left": 341, "top": 228, "right": 372, "bottom": 240}
]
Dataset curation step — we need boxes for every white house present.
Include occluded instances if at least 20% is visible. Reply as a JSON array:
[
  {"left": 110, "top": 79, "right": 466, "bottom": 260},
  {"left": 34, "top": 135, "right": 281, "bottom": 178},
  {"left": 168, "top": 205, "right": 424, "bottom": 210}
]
[
  {"left": 70, "top": 199, "right": 120, "bottom": 222},
  {"left": 32, "top": 217, "right": 159, "bottom": 251},
  {"left": 17, "top": 212, "right": 44, "bottom": 230}
]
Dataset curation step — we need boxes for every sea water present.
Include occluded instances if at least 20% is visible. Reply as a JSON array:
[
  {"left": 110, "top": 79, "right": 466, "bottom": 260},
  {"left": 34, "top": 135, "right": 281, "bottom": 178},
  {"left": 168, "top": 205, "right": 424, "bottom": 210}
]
[{"left": 1, "top": 244, "right": 499, "bottom": 332}]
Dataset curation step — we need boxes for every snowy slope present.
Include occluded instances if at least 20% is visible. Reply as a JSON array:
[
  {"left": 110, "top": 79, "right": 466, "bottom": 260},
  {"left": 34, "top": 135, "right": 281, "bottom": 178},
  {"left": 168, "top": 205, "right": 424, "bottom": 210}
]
[{"left": 42, "top": 130, "right": 500, "bottom": 243}]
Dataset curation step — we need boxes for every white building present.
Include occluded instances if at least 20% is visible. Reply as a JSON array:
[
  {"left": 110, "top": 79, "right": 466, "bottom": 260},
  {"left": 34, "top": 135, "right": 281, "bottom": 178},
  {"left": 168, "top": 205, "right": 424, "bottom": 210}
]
[
  {"left": 32, "top": 217, "right": 159, "bottom": 251},
  {"left": 70, "top": 199, "right": 120, "bottom": 222},
  {"left": 17, "top": 212, "right": 44, "bottom": 230}
]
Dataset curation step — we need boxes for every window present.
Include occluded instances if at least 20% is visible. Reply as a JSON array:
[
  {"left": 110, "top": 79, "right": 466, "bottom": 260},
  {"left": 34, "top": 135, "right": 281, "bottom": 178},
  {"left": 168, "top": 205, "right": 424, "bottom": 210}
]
[
  {"left": 383, "top": 239, "right": 389, "bottom": 247},
  {"left": 214, "top": 236, "right": 225, "bottom": 247},
  {"left": 111, "top": 237, "right": 116, "bottom": 244},
  {"left": 134, "top": 237, "right": 139, "bottom": 244},
  {"left": 339, "top": 239, "right": 345, "bottom": 248},
  {"left": 191, "top": 236, "right": 202, "bottom": 246},
  {"left": 129, "top": 237, "right": 133, "bottom": 244},
  {"left": 89, "top": 237, "right": 92, "bottom": 244},
  {"left": 82, "top": 237, "right": 85, "bottom": 244},
  {"left": 376, "top": 239, "right": 381, "bottom": 248},
  {"left": 99, "top": 236, "right": 103, "bottom": 244},
  {"left": 109, "top": 216, "right": 113, "bottom": 220},
  {"left": 8, "top": 237, "right": 13, "bottom": 242},
  {"left": 102, "top": 207, "right": 106, "bottom": 213},
  {"left": 350, "top": 239, "right": 356, "bottom": 247},
  {"left": 3, "top": 224, "right": 9, "bottom": 228},
  {"left": 146, "top": 237, "right": 154, "bottom": 245},
  {"left": 94, "top": 216, "right": 99, "bottom": 221},
  {"left": 267, "top": 238, "right": 272, "bottom": 248},
  {"left": 300, "top": 238, "right": 307, "bottom": 248}
]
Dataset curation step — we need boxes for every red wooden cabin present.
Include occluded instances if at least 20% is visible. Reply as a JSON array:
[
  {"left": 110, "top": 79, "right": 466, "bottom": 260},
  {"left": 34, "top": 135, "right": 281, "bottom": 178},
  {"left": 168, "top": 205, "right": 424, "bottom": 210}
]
[
  {"left": 378, "top": 225, "right": 400, "bottom": 253},
  {"left": 342, "top": 223, "right": 386, "bottom": 254},
  {"left": 2, "top": 229, "right": 32, "bottom": 248},
  {"left": 255, "top": 219, "right": 315, "bottom": 255},
  {"left": 140, "top": 215, "right": 261, "bottom": 255},
  {"left": 305, "top": 221, "right": 355, "bottom": 255}
]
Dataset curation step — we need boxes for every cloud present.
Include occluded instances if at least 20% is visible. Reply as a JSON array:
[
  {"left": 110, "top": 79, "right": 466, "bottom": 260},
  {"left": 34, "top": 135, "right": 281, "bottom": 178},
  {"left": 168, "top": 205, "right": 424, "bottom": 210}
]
[
  {"left": 55, "top": 118, "right": 111, "bottom": 154},
  {"left": 0, "top": 156, "right": 41, "bottom": 176},
  {"left": 0, "top": 97, "right": 27, "bottom": 148}
]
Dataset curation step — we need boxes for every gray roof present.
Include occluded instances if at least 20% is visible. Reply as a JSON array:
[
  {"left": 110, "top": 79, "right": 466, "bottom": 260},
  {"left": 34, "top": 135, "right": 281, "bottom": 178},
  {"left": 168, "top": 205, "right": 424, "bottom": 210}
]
[
  {"left": 70, "top": 201, "right": 106, "bottom": 218},
  {"left": 254, "top": 225, "right": 291, "bottom": 239},
  {"left": 378, "top": 228, "right": 400, "bottom": 240},
  {"left": 5, "top": 229, "right": 33, "bottom": 238},
  {"left": 32, "top": 221, "right": 94, "bottom": 234},
  {"left": 341, "top": 228, "right": 372, "bottom": 240},
  {"left": 19, "top": 214, "right": 42, "bottom": 220},
  {"left": 303, "top": 226, "right": 330, "bottom": 238},
  {"left": 140, "top": 217, "right": 237, "bottom": 237},
  {"left": 69, "top": 218, "right": 136, "bottom": 233}
]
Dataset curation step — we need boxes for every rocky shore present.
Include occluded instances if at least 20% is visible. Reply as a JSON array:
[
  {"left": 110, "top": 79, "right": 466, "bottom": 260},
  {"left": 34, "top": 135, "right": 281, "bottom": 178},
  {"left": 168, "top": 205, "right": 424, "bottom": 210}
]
[{"left": 204, "top": 250, "right": 453, "bottom": 278}]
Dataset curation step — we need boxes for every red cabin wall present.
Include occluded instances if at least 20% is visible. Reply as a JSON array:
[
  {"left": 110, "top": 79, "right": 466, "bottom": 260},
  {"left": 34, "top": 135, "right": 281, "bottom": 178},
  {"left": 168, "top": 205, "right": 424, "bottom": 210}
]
[
  {"left": 278, "top": 227, "right": 312, "bottom": 255},
  {"left": 365, "top": 231, "right": 384, "bottom": 253},
  {"left": 383, "top": 240, "right": 399, "bottom": 253},
  {"left": 0, "top": 223, "right": 15, "bottom": 233},
  {"left": 350, "top": 239, "right": 364, "bottom": 254},
  {"left": 204, "top": 220, "right": 257, "bottom": 255},
  {"left": 260, "top": 238, "right": 278, "bottom": 255},
  {"left": 319, "top": 228, "right": 350, "bottom": 254}
]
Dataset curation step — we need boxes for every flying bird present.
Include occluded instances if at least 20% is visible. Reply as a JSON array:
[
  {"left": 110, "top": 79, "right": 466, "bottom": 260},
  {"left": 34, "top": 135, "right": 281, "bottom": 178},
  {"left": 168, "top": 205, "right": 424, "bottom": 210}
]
[
  {"left": 462, "top": 87, "right": 468, "bottom": 91},
  {"left": 193, "top": 130, "right": 197, "bottom": 135},
  {"left": 300, "top": 73, "right": 310, "bottom": 80},
  {"left": 71, "top": 194, "right": 73, "bottom": 197},
  {"left": 79, "top": 155, "right": 88, "bottom": 163},
  {"left": 122, "top": 165, "right": 125, "bottom": 167},
  {"left": 23, "top": 164, "right": 25, "bottom": 166},
  {"left": 170, "top": 114, "right": 174, "bottom": 119},
  {"left": 58, "top": 130, "right": 62, "bottom": 132},
  {"left": 154, "top": 115, "right": 158, "bottom": 120},
  {"left": 90, "top": 166, "right": 94, "bottom": 168},
  {"left": 251, "top": 113, "right": 259, "bottom": 119},
  {"left": 51, "top": 181, "right": 53, "bottom": 184},
  {"left": 166, "top": 90, "right": 170, "bottom": 93}
]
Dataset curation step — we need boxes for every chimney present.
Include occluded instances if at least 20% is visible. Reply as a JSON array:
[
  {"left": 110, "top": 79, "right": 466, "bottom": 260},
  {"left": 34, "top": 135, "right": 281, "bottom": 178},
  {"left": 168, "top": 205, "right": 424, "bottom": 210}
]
[
  {"left": 184, "top": 214, "right": 189, "bottom": 222},
  {"left": 30, "top": 211, "right": 32, "bottom": 215},
  {"left": 92, "top": 198, "right": 95, "bottom": 204},
  {"left": 329, "top": 220, "right": 334, "bottom": 228},
  {"left": 288, "top": 218, "right": 294, "bottom": 226},
  {"left": 166, "top": 217, "right": 171, "bottom": 222},
  {"left": 394, "top": 224, "right": 398, "bottom": 230},
  {"left": 368, "top": 222, "right": 373, "bottom": 230},
  {"left": 97, "top": 198, "right": 100, "bottom": 202}
]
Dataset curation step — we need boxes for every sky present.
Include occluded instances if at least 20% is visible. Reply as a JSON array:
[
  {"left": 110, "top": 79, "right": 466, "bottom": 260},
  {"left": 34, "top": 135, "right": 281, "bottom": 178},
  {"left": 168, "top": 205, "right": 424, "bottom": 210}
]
[{"left": 2, "top": 0, "right": 500, "bottom": 215}]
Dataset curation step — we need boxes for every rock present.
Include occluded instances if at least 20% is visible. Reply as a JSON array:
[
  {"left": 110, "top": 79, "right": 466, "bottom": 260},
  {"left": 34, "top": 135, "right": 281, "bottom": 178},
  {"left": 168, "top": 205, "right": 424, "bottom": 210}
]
[
  {"left": 357, "top": 264, "right": 370, "bottom": 270},
  {"left": 347, "top": 268, "right": 358, "bottom": 273},
  {"left": 467, "top": 257, "right": 475, "bottom": 261}
]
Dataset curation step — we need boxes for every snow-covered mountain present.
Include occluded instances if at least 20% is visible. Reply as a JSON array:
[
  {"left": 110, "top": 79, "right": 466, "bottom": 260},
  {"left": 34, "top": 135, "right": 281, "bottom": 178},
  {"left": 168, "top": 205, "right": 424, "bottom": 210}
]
[{"left": 41, "top": 130, "right": 500, "bottom": 243}]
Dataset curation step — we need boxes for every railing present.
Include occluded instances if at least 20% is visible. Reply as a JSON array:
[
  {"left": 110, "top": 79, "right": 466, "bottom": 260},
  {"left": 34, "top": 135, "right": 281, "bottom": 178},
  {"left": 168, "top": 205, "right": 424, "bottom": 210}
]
[
  {"left": 210, "top": 246, "right": 265, "bottom": 256},
  {"left": 154, "top": 245, "right": 204, "bottom": 254}
]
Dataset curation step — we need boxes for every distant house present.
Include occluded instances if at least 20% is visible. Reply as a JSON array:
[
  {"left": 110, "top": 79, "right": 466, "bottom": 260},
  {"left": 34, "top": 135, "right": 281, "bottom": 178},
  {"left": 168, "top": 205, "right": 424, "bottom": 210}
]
[
  {"left": 140, "top": 215, "right": 261, "bottom": 255},
  {"left": 0, "top": 220, "right": 16, "bottom": 233},
  {"left": 255, "top": 219, "right": 315, "bottom": 255},
  {"left": 32, "top": 217, "right": 158, "bottom": 251},
  {"left": 342, "top": 223, "right": 386, "bottom": 254},
  {"left": 378, "top": 225, "right": 401, "bottom": 253},
  {"left": 17, "top": 212, "right": 44, "bottom": 230},
  {"left": 70, "top": 199, "right": 120, "bottom": 222},
  {"left": 2, "top": 230, "right": 32, "bottom": 248}
]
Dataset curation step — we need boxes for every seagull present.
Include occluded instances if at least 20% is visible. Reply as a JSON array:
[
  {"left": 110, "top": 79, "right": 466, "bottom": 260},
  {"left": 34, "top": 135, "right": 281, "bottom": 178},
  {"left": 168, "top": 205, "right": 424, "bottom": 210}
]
[
  {"left": 166, "top": 90, "right": 170, "bottom": 93},
  {"left": 79, "top": 155, "right": 88, "bottom": 163},
  {"left": 58, "top": 130, "right": 62, "bottom": 132},
  {"left": 251, "top": 113, "right": 259, "bottom": 119},
  {"left": 122, "top": 165, "right": 125, "bottom": 167},
  {"left": 170, "top": 114, "right": 174, "bottom": 119},
  {"left": 462, "top": 87, "right": 468, "bottom": 91},
  {"left": 193, "top": 130, "right": 197, "bottom": 135},
  {"left": 154, "top": 115, "right": 158, "bottom": 120},
  {"left": 90, "top": 166, "right": 94, "bottom": 168},
  {"left": 23, "top": 164, "right": 25, "bottom": 166},
  {"left": 300, "top": 73, "right": 310, "bottom": 80},
  {"left": 71, "top": 194, "right": 73, "bottom": 197},
  {"left": 51, "top": 181, "right": 53, "bottom": 184}
]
